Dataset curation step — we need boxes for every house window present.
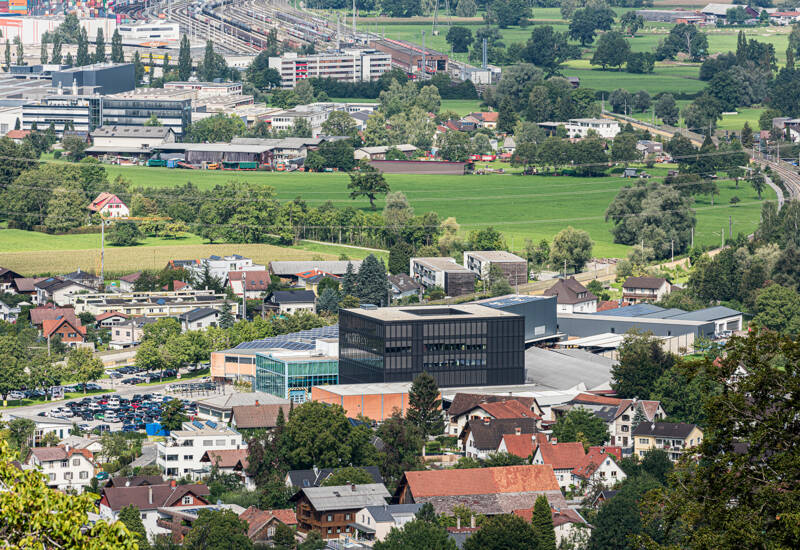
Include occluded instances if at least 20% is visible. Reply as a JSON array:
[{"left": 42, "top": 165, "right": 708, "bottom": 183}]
[
  {"left": 215, "top": 440, "right": 225, "bottom": 446},
  {"left": 611, "top": 470, "right": 617, "bottom": 477},
  {"left": 267, "top": 526, "right": 275, "bottom": 538},
  {"left": 64, "top": 472, "right": 73, "bottom": 480},
  {"left": 327, "top": 528, "right": 332, "bottom": 534},
  {"left": 622, "top": 425, "right": 629, "bottom": 432},
  {"left": 203, "top": 440, "right": 213, "bottom": 446},
  {"left": 345, "top": 513, "right": 351, "bottom": 521},
  {"left": 73, "top": 458, "right": 81, "bottom": 466},
  {"left": 49, "top": 473, "right": 55, "bottom": 481},
  {"left": 79, "top": 471, "right": 89, "bottom": 479},
  {"left": 184, "top": 455, "right": 192, "bottom": 460},
  {"left": 61, "top": 461, "right": 68, "bottom": 468},
  {"left": 621, "top": 415, "right": 629, "bottom": 421},
  {"left": 182, "top": 495, "right": 192, "bottom": 505},
  {"left": 327, "top": 515, "right": 333, "bottom": 522}
]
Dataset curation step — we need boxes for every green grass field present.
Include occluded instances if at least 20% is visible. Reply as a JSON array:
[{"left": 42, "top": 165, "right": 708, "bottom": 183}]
[{"left": 95, "top": 165, "right": 775, "bottom": 258}]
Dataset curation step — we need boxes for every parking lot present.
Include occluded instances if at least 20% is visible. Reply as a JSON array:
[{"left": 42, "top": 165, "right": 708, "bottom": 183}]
[{"left": 2, "top": 364, "right": 229, "bottom": 436}]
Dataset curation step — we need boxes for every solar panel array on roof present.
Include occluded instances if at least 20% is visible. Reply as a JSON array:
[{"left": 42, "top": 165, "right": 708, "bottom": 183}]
[
  {"left": 205, "top": 421, "right": 217, "bottom": 428},
  {"left": 192, "top": 420, "right": 204, "bottom": 429},
  {"left": 233, "top": 325, "right": 339, "bottom": 351},
  {"left": 594, "top": 304, "right": 664, "bottom": 317}
]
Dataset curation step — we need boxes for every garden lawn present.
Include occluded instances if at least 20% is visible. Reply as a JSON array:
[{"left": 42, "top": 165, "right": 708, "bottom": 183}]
[{"left": 100, "top": 165, "right": 774, "bottom": 258}]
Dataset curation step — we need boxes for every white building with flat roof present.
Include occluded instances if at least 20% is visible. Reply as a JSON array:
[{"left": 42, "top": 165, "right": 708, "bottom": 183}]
[
  {"left": 566, "top": 118, "right": 620, "bottom": 139},
  {"left": 156, "top": 421, "right": 246, "bottom": 479},
  {"left": 269, "top": 49, "right": 391, "bottom": 88}
]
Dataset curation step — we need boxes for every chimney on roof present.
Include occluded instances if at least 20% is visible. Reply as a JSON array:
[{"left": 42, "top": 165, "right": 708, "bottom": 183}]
[
  {"left": 551, "top": 437, "right": 558, "bottom": 445},
  {"left": 255, "top": 400, "right": 259, "bottom": 407},
  {"left": 514, "top": 427, "right": 521, "bottom": 435},
  {"left": 351, "top": 483, "right": 357, "bottom": 491},
  {"left": 170, "top": 479, "right": 177, "bottom": 488},
  {"left": 148, "top": 486, "right": 153, "bottom": 505},
  {"left": 470, "top": 515, "right": 475, "bottom": 529},
  {"left": 482, "top": 417, "right": 490, "bottom": 425}
]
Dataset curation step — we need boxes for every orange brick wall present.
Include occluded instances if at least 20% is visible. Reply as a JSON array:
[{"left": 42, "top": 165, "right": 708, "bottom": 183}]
[
  {"left": 311, "top": 388, "right": 409, "bottom": 421},
  {"left": 210, "top": 351, "right": 256, "bottom": 380}
]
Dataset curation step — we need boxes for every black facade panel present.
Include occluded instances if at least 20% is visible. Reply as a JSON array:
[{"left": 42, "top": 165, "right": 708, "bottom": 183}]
[
  {"left": 52, "top": 64, "right": 135, "bottom": 95},
  {"left": 339, "top": 309, "right": 525, "bottom": 388}
]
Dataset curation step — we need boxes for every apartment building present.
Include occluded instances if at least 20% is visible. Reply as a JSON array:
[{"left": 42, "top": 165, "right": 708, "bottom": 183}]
[
  {"left": 269, "top": 49, "right": 391, "bottom": 88},
  {"left": 69, "top": 289, "right": 236, "bottom": 318},
  {"left": 621, "top": 276, "right": 672, "bottom": 304},
  {"left": 633, "top": 422, "right": 704, "bottom": 462},
  {"left": 409, "top": 257, "right": 478, "bottom": 297},
  {"left": 463, "top": 251, "right": 528, "bottom": 287},
  {"left": 25, "top": 446, "right": 96, "bottom": 493},
  {"left": 565, "top": 118, "right": 620, "bottom": 139},
  {"left": 156, "top": 421, "right": 246, "bottom": 479},
  {"left": 164, "top": 81, "right": 243, "bottom": 98}
]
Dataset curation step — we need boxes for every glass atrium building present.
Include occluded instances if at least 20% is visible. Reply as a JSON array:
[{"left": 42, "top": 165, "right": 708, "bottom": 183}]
[{"left": 254, "top": 352, "right": 339, "bottom": 403}]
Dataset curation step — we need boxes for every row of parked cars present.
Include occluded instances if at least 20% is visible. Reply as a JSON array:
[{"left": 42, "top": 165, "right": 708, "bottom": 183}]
[
  {"left": 44, "top": 393, "right": 198, "bottom": 434},
  {"left": 7, "top": 383, "right": 104, "bottom": 401}
]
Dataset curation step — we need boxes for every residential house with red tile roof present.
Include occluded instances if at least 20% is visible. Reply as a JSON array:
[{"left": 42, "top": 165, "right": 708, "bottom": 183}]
[
  {"left": 239, "top": 506, "right": 298, "bottom": 543},
  {"left": 24, "top": 445, "right": 96, "bottom": 493},
  {"left": 497, "top": 433, "right": 536, "bottom": 459},
  {"left": 29, "top": 305, "right": 79, "bottom": 329},
  {"left": 229, "top": 270, "right": 272, "bottom": 299},
  {"left": 295, "top": 269, "right": 341, "bottom": 295},
  {"left": 531, "top": 434, "right": 587, "bottom": 490},
  {"left": 87, "top": 192, "right": 129, "bottom": 218},
  {"left": 447, "top": 392, "right": 542, "bottom": 436},
  {"left": 42, "top": 316, "right": 87, "bottom": 347},
  {"left": 395, "top": 464, "right": 566, "bottom": 516},
  {"left": 571, "top": 447, "right": 626, "bottom": 490},
  {"left": 0, "top": 266, "right": 22, "bottom": 292},
  {"left": 99, "top": 481, "right": 210, "bottom": 541},
  {"left": 459, "top": 417, "right": 540, "bottom": 459}
]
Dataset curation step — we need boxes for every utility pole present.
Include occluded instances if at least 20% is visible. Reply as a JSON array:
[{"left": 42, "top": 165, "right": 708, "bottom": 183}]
[
  {"left": 422, "top": 30, "right": 426, "bottom": 78},
  {"left": 242, "top": 271, "right": 246, "bottom": 321},
  {"left": 671, "top": 239, "right": 674, "bottom": 263},
  {"left": 721, "top": 226, "right": 725, "bottom": 248}
]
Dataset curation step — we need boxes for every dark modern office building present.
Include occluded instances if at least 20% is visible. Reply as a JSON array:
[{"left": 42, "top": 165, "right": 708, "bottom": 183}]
[
  {"left": 52, "top": 63, "right": 136, "bottom": 95},
  {"left": 339, "top": 304, "right": 525, "bottom": 388}
]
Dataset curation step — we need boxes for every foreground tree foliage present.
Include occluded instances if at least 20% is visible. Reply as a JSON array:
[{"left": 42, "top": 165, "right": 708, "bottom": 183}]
[
  {"left": 406, "top": 372, "right": 444, "bottom": 439},
  {"left": 636, "top": 329, "right": 800, "bottom": 548},
  {"left": 0, "top": 440, "right": 137, "bottom": 548}
]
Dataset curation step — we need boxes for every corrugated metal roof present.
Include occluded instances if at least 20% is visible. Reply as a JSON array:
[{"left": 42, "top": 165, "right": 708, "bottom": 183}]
[{"left": 299, "top": 483, "right": 390, "bottom": 511}]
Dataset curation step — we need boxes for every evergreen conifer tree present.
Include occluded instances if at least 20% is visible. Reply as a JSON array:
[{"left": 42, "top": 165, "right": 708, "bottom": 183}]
[
  {"left": 406, "top": 372, "right": 444, "bottom": 439},
  {"left": 76, "top": 28, "right": 89, "bottom": 66},
  {"left": 178, "top": 34, "right": 192, "bottom": 81},
  {"left": 342, "top": 262, "right": 357, "bottom": 296},
  {"left": 531, "top": 494, "right": 557, "bottom": 550},
  {"left": 111, "top": 29, "right": 123, "bottom": 63},
  {"left": 356, "top": 254, "right": 390, "bottom": 306},
  {"left": 219, "top": 301, "right": 234, "bottom": 328},
  {"left": 94, "top": 28, "right": 105, "bottom": 63}
]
